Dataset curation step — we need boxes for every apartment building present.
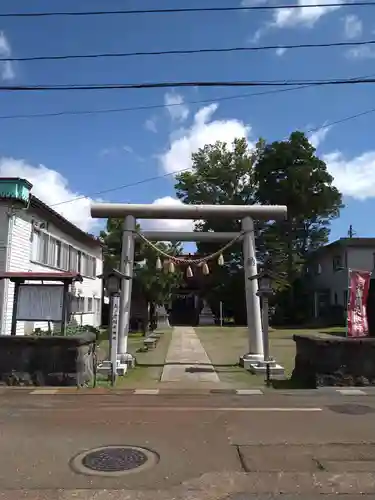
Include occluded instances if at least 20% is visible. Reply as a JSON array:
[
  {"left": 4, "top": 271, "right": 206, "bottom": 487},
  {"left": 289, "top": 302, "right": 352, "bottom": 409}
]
[{"left": 307, "top": 238, "right": 375, "bottom": 319}]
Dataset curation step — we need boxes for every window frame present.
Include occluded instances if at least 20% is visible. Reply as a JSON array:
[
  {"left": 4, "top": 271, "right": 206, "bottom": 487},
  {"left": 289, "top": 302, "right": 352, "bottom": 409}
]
[{"left": 31, "top": 227, "right": 98, "bottom": 279}]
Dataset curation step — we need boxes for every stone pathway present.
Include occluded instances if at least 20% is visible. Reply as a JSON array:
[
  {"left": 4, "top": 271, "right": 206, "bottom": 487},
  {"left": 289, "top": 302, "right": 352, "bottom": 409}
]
[{"left": 161, "top": 326, "right": 220, "bottom": 383}]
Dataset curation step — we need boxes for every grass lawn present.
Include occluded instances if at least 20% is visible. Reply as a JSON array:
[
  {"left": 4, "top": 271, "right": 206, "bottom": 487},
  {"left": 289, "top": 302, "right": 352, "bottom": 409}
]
[
  {"left": 96, "top": 325, "right": 345, "bottom": 389},
  {"left": 195, "top": 325, "right": 345, "bottom": 387},
  {"left": 96, "top": 329, "right": 172, "bottom": 388}
]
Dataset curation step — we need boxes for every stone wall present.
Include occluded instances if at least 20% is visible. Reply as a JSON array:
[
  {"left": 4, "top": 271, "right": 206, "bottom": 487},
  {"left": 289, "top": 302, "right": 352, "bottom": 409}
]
[
  {"left": 292, "top": 333, "right": 375, "bottom": 388},
  {"left": 0, "top": 332, "right": 96, "bottom": 386}
]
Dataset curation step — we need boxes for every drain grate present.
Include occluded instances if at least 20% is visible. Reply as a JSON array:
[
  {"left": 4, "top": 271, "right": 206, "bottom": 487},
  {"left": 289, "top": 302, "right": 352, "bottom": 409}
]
[
  {"left": 70, "top": 446, "right": 159, "bottom": 477},
  {"left": 328, "top": 404, "right": 375, "bottom": 415}
]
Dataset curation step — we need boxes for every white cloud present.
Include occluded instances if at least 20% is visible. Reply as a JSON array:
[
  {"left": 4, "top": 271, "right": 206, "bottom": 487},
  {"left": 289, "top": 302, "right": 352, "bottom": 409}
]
[
  {"left": 324, "top": 151, "right": 375, "bottom": 200},
  {"left": 140, "top": 196, "right": 195, "bottom": 233},
  {"left": 164, "top": 91, "right": 189, "bottom": 122},
  {"left": 346, "top": 45, "right": 375, "bottom": 59},
  {"left": 343, "top": 14, "right": 363, "bottom": 39},
  {"left": 252, "top": 0, "right": 342, "bottom": 42},
  {"left": 0, "top": 157, "right": 97, "bottom": 232},
  {"left": 160, "top": 103, "right": 251, "bottom": 175},
  {"left": 308, "top": 126, "right": 331, "bottom": 149},
  {"left": 275, "top": 47, "right": 287, "bottom": 56},
  {"left": 123, "top": 145, "right": 134, "bottom": 154},
  {"left": 144, "top": 117, "right": 157, "bottom": 133},
  {"left": 0, "top": 31, "right": 15, "bottom": 80},
  {"left": 272, "top": 0, "right": 342, "bottom": 29}
]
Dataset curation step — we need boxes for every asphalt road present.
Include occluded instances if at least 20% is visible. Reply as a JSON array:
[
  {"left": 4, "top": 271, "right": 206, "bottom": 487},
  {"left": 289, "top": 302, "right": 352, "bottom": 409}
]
[{"left": 1, "top": 391, "right": 375, "bottom": 499}]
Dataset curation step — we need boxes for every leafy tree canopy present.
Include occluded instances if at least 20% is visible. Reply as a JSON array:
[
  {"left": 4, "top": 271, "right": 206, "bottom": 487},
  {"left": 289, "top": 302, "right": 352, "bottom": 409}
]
[{"left": 174, "top": 132, "right": 343, "bottom": 315}]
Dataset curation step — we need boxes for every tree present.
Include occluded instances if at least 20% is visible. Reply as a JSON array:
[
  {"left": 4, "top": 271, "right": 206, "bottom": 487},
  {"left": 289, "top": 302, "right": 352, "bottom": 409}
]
[
  {"left": 175, "top": 138, "right": 259, "bottom": 321},
  {"left": 174, "top": 133, "right": 343, "bottom": 324},
  {"left": 100, "top": 218, "right": 184, "bottom": 306},
  {"left": 253, "top": 131, "right": 343, "bottom": 321},
  {"left": 100, "top": 218, "right": 144, "bottom": 271},
  {"left": 254, "top": 131, "right": 343, "bottom": 277},
  {"left": 134, "top": 241, "right": 183, "bottom": 306}
]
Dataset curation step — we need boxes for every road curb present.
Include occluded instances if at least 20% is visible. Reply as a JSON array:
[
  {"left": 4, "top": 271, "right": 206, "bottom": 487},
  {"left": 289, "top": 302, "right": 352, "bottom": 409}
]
[{"left": 1, "top": 387, "right": 375, "bottom": 396}]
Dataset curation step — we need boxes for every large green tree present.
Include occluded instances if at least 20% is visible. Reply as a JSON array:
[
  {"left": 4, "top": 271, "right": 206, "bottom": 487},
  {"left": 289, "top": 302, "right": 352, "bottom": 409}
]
[
  {"left": 174, "top": 133, "right": 343, "bottom": 323},
  {"left": 254, "top": 131, "right": 343, "bottom": 279},
  {"left": 175, "top": 138, "right": 259, "bottom": 321}
]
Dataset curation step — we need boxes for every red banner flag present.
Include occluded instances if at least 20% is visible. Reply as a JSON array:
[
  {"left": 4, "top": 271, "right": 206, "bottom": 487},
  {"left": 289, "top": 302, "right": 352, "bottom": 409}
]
[{"left": 347, "top": 269, "right": 371, "bottom": 338}]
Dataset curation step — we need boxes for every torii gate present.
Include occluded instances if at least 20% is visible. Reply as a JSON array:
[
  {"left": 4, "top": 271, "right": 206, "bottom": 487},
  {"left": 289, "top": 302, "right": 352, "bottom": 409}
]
[{"left": 91, "top": 203, "right": 287, "bottom": 373}]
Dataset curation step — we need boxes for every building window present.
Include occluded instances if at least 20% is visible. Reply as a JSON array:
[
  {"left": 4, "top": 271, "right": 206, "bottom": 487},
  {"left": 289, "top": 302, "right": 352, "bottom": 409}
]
[
  {"left": 333, "top": 255, "right": 342, "bottom": 271},
  {"left": 95, "top": 298, "right": 101, "bottom": 313},
  {"left": 31, "top": 229, "right": 97, "bottom": 277},
  {"left": 87, "top": 297, "right": 93, "bottom": 312},
  {"left": 316, "top": 263, "right": 322, "bottom": 275},
  {"left": 61, "top": 243, "right": 69, "bottom": 270},
  {"left": 78, "top": 297, "right": 85, "bottom": 313},
  {"left": 77, "top": 251, "right": 82, "bottom": 273},
  {"left": 69, "top": 247, "right": 78, "bottom": 272}
]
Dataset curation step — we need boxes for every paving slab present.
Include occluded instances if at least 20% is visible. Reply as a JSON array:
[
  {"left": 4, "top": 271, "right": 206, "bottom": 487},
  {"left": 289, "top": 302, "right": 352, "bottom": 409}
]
[{"left": 161, "top": 326, "right": 220, "bottom": 384}]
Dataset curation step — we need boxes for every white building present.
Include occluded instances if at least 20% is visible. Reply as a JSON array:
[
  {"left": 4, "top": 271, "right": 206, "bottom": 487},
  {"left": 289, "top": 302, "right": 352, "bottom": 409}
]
[
  {"left": 307, "top": 237, "right": 375, "bottom": 319},
  {"left": 0, "top": 177, "right": 103, "bottom": 335}
]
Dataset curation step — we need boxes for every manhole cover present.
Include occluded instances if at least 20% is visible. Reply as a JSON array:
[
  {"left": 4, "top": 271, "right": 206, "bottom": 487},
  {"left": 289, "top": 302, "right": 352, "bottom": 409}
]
[
  {"left": 328, "top": 404, "right": 375, "bottom": 415},
  {"left": 70, "top": 446, "right": 159, "bottom": 477}
]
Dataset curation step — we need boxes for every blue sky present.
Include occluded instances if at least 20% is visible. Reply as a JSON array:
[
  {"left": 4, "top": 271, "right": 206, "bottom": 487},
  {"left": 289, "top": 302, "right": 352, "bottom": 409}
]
[{"left": 0, "top": 0, "right": 374, "bottom": 244}]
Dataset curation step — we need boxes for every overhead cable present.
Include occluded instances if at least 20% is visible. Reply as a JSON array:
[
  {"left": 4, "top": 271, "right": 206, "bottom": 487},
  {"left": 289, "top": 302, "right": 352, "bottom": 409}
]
[
  {"left": 1, "top": 3, "right": 374, "bottom": 18},
  {"left": 2, "top": 77, "right": 375, "bottom": 92},
  {"left": 2, "top": 39, "right": 375, "bottom": 63}
]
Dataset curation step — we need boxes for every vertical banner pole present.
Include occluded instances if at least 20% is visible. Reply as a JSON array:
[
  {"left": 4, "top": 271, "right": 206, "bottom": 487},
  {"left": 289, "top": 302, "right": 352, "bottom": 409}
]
[
  {"left": 346, "top": 268, "right": 351, "bottom": 338},
  {"left": 347, "top": 269, "right": 371, "bottom": 338},
  {"left": 109, "top": 293, "right": 120, "bottom": 387}
]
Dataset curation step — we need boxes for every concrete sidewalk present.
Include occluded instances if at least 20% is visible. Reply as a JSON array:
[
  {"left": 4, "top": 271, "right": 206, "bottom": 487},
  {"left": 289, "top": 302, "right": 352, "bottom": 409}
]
[
  {"left": 1, "top": 391, "right": 375, "bottom": 498},
  {"left": 161, "top": 326, "right": 220, "bottom": 384}
]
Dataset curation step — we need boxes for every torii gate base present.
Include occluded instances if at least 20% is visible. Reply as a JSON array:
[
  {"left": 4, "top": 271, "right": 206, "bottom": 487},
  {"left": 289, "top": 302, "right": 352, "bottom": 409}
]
[{"left": 91, "top": 203, "right": 287, "bottom": 377}]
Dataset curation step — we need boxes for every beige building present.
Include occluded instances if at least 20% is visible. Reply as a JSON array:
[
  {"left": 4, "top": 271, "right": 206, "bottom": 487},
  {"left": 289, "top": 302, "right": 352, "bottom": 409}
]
[{"left": 307, "top": 238, "right": 375, "bottom": 319}]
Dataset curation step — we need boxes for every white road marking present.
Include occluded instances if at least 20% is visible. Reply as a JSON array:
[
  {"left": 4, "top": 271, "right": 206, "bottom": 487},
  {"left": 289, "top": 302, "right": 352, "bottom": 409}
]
[
  {"left": 30, "top": 389, "right": 59, "bottom": 395},
  {"left": 133, "top": 389, "right": 160, "bottom": 395},
  {"left": 23, "top": 406, "right": 323, "bottom": 412},
  {"left": 236, "top": 389, "right": 264, "bottom": 395},
  {"left": 337, "top": 389, "right": 367, "bottom": 396}
]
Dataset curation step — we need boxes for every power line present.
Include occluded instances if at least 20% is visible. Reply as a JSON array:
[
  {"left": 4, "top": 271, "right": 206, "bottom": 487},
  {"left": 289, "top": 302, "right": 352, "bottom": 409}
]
[
  {"left": 2, "top": 77, "right": 375, "bottom": 92},
  {"left": 3, "top": 39, "right": 375, "bottom": 63},
  {"left": 50, "top": 106, "right": 375, "bottom": 208},
  {"left": 1, "top": 72, "right": 372, "bottom": 121},
  {"left": 0, "top": 85, "right": 316, "bottom": 120},
  {"left": 1, "top": 3, "right": 374, "bottom": 17}
]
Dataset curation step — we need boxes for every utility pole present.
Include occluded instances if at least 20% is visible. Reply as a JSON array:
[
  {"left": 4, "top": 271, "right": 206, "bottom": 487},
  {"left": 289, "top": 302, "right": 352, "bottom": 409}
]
[{"left": 348, "top": 225, "right": 355, "bottom": 238}]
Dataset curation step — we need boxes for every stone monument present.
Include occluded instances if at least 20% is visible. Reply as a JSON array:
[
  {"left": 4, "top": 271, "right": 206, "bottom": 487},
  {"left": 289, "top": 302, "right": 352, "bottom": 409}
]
[
  {"left": 198, "top": 299, "right": 215, "bottom": 326},
  {"left": 156, "top": 305, "right": 170, "bottom": 329}
]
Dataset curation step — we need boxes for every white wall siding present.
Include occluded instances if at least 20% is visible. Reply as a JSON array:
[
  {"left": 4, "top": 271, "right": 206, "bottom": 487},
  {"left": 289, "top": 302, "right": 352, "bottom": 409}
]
[
  {"left": 2, "top": 206, "right": 103, "bottom": 335},
  {"left": 0, "top": 204, "right": 10, "bottom": 334}
]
